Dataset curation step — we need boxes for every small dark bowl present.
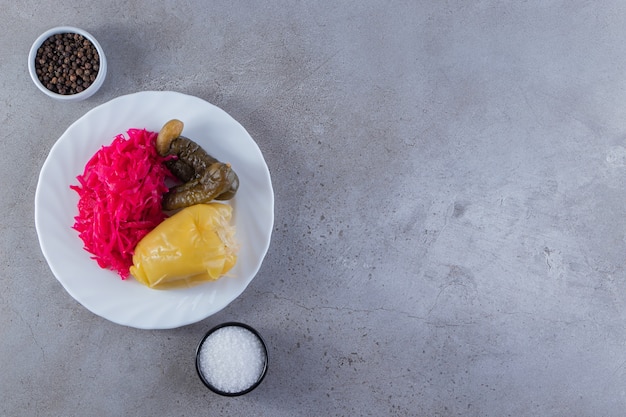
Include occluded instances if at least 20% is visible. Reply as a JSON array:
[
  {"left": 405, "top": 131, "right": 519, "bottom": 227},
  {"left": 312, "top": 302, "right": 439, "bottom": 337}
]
[{"left": 195, "top": 322, "right": 268, "bottom": 396}]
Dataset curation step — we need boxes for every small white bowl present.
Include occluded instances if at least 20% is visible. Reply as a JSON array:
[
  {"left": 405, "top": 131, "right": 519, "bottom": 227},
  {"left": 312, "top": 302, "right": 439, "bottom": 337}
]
[{"left": 28, "top": 26, "right": 107, "bottom": 102}]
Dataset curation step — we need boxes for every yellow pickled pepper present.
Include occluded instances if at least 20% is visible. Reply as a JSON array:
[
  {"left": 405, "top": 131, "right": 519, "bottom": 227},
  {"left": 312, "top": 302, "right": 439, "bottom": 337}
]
[{"left": 130, "top": 203, "right": 238, "bottom": 289}]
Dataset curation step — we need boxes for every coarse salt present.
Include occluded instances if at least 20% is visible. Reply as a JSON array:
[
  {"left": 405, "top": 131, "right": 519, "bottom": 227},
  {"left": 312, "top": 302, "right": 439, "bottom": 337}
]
[{"left": 198, "top": 325, "right": 266, "bottom": 394}]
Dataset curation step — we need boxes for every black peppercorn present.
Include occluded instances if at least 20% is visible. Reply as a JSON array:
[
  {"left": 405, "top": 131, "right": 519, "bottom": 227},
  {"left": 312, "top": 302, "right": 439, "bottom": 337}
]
[{"left": 34, "top": 32, "right": 100, "bottom": 95}]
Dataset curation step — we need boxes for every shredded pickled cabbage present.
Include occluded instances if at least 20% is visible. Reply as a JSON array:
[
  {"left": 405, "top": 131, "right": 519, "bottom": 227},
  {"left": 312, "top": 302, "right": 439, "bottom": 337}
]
[{"left": 70, "top": 128, "right": 172, "bottom": 279}]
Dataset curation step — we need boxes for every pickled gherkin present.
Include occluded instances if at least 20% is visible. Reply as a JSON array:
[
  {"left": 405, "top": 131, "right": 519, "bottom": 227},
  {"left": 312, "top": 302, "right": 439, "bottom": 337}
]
[{"left": 156, "top": 119, "right": 239, "bottom": 211}]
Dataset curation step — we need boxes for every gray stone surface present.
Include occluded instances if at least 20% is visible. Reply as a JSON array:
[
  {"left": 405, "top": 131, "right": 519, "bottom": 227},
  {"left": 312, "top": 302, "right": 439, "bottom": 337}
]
[{"left": 2, "top": 1, "right": 626, "bottom": 416}]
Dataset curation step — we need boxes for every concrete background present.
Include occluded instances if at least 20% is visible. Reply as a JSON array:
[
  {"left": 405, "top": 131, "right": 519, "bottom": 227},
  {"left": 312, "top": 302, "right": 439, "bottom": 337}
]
[{"left": 2, "top": 1, "right": 626, "bottom": 416}]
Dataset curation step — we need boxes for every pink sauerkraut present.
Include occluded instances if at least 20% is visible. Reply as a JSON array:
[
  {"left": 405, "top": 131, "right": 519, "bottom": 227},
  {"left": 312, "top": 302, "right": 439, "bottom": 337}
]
[{"left": 70, "top": 128, "right": 172, "bottom": 279}]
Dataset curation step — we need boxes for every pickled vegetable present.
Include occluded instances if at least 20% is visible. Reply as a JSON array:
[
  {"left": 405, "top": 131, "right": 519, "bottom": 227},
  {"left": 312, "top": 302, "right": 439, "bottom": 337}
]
[
  {"left": 70, "top": 128, "right": 171, "bottom": 279},
  {"left": 130, "top": 203, "right": 238, "bottom": 290},
  {"left": 156, "top": 119, "right": 239, "bottom": 211},
  {"left": 163, "top": 161, "right": 238, "bottom": 210}
]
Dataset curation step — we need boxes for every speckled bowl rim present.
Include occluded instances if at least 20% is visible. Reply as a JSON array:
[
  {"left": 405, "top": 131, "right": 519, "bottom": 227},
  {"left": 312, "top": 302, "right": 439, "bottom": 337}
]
[
  {"left": 28, "top": 26, "right": 107, "bottom": 102},
  {"left": 195, "top": 322, "right": 269, "bottom": 396}
]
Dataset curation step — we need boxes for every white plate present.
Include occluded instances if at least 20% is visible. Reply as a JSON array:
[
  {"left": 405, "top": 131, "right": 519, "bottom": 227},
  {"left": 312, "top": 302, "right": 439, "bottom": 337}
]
[{"left": 35, "top": 91, "right": 274, "bottom": 329}]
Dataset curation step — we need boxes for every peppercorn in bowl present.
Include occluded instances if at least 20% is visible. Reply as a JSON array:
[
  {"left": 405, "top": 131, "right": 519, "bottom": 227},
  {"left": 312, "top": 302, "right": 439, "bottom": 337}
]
[{"left": 28, "top": 26, "right": 107, "bottom": 102}]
